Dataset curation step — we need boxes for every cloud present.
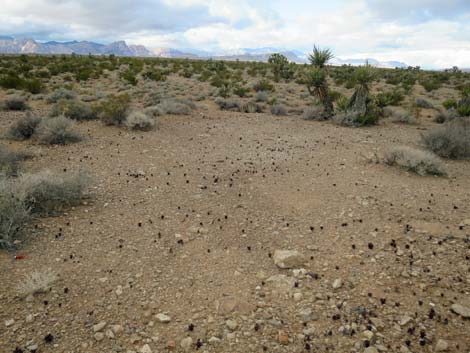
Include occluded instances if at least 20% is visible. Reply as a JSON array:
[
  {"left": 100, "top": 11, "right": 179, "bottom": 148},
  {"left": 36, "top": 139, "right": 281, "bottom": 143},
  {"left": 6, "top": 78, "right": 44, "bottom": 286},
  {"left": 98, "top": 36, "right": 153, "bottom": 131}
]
[
  {"left": 0, "top": 0, "right": 469, "bottom": 68},
  {"left": 365, "top": 0, "right": 470, "bottom": 22}
]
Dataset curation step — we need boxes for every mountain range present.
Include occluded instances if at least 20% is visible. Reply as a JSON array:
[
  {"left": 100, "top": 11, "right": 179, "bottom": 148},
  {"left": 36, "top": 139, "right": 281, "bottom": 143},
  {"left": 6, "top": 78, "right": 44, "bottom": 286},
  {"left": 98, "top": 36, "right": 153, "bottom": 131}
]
[{"left": 0, "top": 36, "right": 408, "bottom": 68}]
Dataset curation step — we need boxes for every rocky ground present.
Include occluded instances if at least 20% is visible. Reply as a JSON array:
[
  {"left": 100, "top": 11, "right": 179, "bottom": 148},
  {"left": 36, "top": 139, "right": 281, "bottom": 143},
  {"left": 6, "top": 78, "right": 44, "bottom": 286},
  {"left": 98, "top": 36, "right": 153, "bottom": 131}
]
[{"left": 1, "top": 79, "right": 470, "bottom": 353}]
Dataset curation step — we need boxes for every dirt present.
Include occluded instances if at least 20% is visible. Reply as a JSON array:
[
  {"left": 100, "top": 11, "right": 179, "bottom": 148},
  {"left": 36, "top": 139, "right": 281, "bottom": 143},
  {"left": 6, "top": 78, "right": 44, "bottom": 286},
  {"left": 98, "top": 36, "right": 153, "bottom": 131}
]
[{"left": 1, "top": 77, "right": 470, "bottom": 353}]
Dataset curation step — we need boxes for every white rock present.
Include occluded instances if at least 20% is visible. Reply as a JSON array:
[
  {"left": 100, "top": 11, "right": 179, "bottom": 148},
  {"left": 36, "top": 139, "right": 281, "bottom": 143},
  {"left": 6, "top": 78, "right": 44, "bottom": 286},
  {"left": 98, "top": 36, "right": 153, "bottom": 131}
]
[
  {"left": 4, "top": 319, "right": 14, "bottom": 327},
  {"left": 94, "top": 332, "right": 105, "bottom": 341},
  {"left": 273, "top": 250, "right": 305, "bottom": 269},
  {"left": 364, "top": 347, "right": 379, "bottom": 353},
  {"left": 180, "top": 337, "right": 193, "bottom": 351},
  {"left": 93, "top": 321, "right": 107, "bottom": 332},
  {"left": 451, "top": 304, "right": 470, "bottom": 318},
  {"left": 140, "top": 344, "right": 152, "bottom": 353},
  {"left": 156, "top": 313, "right": 171, "bottom": 323},
  {"left": 435, "top": 339, "right": 449, "bottom": 351},
  {"left": 208, "top": 336, "right": 221, "bottom": 344},
  {"left": 332, "top": 278, "right": 343, "bottom": 290},
  {"left": 226, "top": 319, "right": 238, "bottom": 331}
]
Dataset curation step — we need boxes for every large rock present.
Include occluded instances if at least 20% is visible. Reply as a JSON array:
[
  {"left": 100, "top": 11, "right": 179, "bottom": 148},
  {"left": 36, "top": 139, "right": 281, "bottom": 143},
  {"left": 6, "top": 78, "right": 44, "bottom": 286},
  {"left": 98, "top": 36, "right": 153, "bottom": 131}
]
[
  {"left": 451, "top": 304, "right": 470, "bottom": 318},
  {"left": 273, "top": 250, "right": 305, "bottom": 269},
  {"left": 266, "top": 274, "right": 296, "bottom": 292}
]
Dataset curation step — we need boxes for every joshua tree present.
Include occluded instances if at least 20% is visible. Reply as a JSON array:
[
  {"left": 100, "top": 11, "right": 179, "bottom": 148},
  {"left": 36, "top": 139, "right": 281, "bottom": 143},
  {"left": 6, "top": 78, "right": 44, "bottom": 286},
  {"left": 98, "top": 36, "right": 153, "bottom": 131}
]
[
  {"left": 305, "top": 45, "right": 334, "bottom": 118},
  {"left": 268, "top": 53, "right": 293, "bottom": 82}
]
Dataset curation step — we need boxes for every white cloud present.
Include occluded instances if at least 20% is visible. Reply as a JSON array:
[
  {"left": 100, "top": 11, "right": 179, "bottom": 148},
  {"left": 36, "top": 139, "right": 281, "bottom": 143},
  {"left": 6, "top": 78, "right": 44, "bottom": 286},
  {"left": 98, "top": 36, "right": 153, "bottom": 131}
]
[{"left": 1, "top": 0, "right": 469, "bottom": 68}]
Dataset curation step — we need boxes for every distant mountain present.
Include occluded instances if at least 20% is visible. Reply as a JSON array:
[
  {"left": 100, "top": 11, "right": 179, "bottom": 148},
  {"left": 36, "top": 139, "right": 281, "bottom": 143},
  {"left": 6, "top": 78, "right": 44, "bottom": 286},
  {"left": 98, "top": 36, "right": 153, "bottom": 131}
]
[
  {"left": 0, "top": 37, "right": 154, "bottom": 57},
  {"left": 0, "top": 37, "right": 409, "bottom": 68},
  {"left": 331, "top": 57, "right": 408, "bottom": 69}
]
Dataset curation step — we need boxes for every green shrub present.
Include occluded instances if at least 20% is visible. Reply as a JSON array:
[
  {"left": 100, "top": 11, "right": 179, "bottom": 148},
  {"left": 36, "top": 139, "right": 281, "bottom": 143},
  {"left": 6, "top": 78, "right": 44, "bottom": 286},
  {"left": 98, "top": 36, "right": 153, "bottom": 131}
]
[
  {"left": 422, "top": 118, "right": 470, "bottom": 159},
  {"left": 34, "top": 116, "right": 83, "bottom": 145},
  {"left": 421, "top": 79, "right": 441, "bottom": 92},
  {"left": 233, "top": 85, "right": 250, "bottom": 97},
  {"left": 0, "top": 74, "right": 23, "bottom": 90},
  {"left": 376, "top": 89, "right": 404, "bottom": 107},
  {"left": 384, "top": 146, "right": 447, "bottom": 176},
  {"left": 335, "top": 96, "right": 349, "bottom": 112},
  {"left": 51, "top": 99, "right": 97, "bottom": 121},
  {"left": 442, "top": 99, "right": 458, "bottom": 110},
  {"left": 98, "top": 94, "right": 131, "bottom": 126},
  {"left": 23, "top": 79, "right": 43, "bottom": 94},
  {"left": 6, "top": 113, "right": 42, "bottom": 140},
  {"left": 121, "top": 69, "right": 138, "bottom": 86},
  {"left": 253, "top": 79, "right": 275, "bottom": 92},
  {"left": 2, "top": 96, "right": 29, "bottom": 111}
]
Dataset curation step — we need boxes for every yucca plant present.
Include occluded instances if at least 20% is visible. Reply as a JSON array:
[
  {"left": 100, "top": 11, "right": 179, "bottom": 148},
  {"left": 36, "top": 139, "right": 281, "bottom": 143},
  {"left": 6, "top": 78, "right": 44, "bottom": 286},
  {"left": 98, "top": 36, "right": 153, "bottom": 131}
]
[
  {"left": 305, "top": 45, "right": 334, "bottom": 118},
  {"left": 308, "top": 45, "right": 334, "bottom": 68}
]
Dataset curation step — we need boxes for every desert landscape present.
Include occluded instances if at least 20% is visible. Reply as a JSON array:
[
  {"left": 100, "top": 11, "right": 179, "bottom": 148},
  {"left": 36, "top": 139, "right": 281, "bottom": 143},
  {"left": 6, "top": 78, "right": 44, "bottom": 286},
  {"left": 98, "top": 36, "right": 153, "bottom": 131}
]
[{"left": 0, "top": 48, "right": 469, "bottom": 353}]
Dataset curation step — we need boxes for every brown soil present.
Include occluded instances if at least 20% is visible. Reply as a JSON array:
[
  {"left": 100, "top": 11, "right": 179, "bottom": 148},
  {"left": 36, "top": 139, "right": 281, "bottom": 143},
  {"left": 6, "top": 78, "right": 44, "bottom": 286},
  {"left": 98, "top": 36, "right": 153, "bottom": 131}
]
[{"left": 1, "top": 77, "right": 469, "bottom": 353}]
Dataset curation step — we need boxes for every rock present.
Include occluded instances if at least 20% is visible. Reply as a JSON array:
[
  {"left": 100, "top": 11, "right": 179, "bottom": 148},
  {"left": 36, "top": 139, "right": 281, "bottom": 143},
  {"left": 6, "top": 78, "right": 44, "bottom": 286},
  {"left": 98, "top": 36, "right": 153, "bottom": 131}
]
[
  {"left": 399, "top": 316, "right": 412, "bottom": 326},
  {"left": 226, "top": 319, "right": 238, "bottom": 331},
  {"left": 94, "top": 332, "right": 105, "bottom": 341},
  {"left": 362, "top": 330, "right": 374, "bottom": 340},
  {"left": 332, "top": 278, "right": 343, "bottom": 290},
  {"left": 111, "top": 324, "right": 124, "bottom": 335},
  {"left": 140, "top": 344, "right": 152, "bottom": 353},
  {"left": 293, "top": 292, "right": 303, "bottom": 301},
  {"left": 208, "top": 336, "right": 221, "bottom": 344},
  {"left": 364, "top": 347, "right": 379, "bottom": 353},
  {"left": 278, "top": 330, "right": 289, "bottom": 345},
  {"left": 180, "top": 337, "right": 193, "bottom": 351},
  {"left": 451, "top": 304, "right": 470, "bottom": 318},
  {"left": 93, "top": 321, "right": 107, "bottom": 332},
  {"left": 156, "top": 313, "right": 171, "bottom": 323},
  {"left": 273, "top": 250, "right": 305, "bottom": 269},
  {"left": 216, "top": 297, "right": 255, "bottom": 315},
  {"left": 435, "top": 339, "right": 449, "bottom": 351},
  {"left": 166, "top": 340, "right": 176, "bottom": 350},
  {"left": 26, "top": 344, "right": 38, "bottom": 352},
  {"left": 4, "top": 319, "right": 14, "bottom": 327},
  {"left": 266, "top": 274, "right": 296, "bottom": 292}
]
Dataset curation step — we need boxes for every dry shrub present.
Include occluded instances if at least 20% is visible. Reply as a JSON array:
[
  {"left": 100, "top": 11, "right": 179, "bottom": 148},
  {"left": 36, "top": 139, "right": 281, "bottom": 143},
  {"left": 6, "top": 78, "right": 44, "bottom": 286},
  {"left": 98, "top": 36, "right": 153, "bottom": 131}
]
[
  {"left": 2, "top": 96, "right": 29, "bottom": 111},
  {"left": 16, "top": 170, "right": 90, "bottom": 215},
  {"left": 215, "top": 98, "right": 240, "bottom": 111},
  {"left": 50, "top": 99, "right": 97, "bottom": 121},
  {"left": 6, "top": 113, "right": 42, "bottom": 140},
  {"left": 0, "top": 145, "right": 29, "bottom": 177},
  {"left": 0, "top": 178, "right": 30, "bottom": 248},
  {"left": 384, "top": 146, "right": 447, "bottom": 176},
  {"left": 34, "top": 116, "right": 82, "bottom": 145},
  {"left": 125, "top": 110, "right": 157, "bottom": 131},
  {"left": 157, "top": 99, "right": 195, "bottom": 115},
  {"left": 47, "top": 87, "right": 76, "bottom": 103},
  {"left": 422, "top": 118, "right": 470, "bottom": 159},
  {"left": 271, "top": 104, "right": 287, "bottom": 116}
]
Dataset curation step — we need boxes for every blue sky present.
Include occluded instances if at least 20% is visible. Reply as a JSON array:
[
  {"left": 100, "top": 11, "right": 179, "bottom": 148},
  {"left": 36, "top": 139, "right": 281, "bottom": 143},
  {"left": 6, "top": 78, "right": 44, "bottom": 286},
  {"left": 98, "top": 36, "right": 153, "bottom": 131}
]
[{"left": 1, "top": 0, "right": 470, "bottom": 68}]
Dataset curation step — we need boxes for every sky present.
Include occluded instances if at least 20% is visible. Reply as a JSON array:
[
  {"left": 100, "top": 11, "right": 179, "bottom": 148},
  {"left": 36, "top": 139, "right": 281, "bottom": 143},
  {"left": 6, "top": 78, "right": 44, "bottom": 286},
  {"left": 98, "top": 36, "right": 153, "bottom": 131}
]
[{"left": 1, "top": 0, "right": 470, "bottom": 68}]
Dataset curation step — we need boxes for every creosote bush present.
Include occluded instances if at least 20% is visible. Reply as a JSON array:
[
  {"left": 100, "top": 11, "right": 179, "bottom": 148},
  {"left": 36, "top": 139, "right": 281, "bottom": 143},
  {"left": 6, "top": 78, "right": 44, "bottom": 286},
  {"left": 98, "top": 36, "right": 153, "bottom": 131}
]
[
  {"left": 51, "top": 99, "right": 97, "bottom": 121},
  {"left": 125, "top": 111, "right": 157, "bottom": 131},
  {"left": 98, "top": 94, "right": 131, "bottom": 126},
  {"left": 422, "top": 118, "right": 470, "bottom": 159},
  {"left": 34, "top": 116, "right": 82, "bottom": 145},
  {"left": 6, "top": 113, "right": 42, "bottom": 140},
  {"left": 384, "top": 146, "right": 447, "bottom": 176}
]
